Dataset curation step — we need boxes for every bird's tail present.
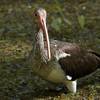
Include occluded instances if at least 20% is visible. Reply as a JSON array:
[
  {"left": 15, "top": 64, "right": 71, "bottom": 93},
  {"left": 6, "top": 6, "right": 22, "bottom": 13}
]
[{"left": 89, "top": 50, "right": 100, "bottom": 68}]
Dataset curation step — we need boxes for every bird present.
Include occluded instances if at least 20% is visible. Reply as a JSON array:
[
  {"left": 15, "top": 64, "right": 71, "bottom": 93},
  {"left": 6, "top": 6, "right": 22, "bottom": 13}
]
[{"left": 27, "top": 8, "right": 100, "bottom": 93}]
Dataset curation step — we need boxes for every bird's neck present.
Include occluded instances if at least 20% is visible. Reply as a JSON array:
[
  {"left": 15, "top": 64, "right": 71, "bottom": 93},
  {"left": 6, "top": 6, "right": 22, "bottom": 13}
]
[{"left": 35, "top": 29, "right": 48, "bottom": 62}]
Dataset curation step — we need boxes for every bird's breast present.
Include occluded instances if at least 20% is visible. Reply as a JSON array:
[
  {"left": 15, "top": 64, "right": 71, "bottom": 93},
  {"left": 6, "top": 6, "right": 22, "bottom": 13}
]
[
  {"left": 34, "top": 60, "right": 66, "bottom": 83},
  {"left": 46, "top": 62, "right": 66, "bottom": 83}
]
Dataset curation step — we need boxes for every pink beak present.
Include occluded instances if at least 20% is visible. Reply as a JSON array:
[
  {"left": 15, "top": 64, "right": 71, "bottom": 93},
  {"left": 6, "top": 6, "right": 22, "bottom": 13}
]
[{"left": 38, "top": 15, "right": 51, "bottom": 61}]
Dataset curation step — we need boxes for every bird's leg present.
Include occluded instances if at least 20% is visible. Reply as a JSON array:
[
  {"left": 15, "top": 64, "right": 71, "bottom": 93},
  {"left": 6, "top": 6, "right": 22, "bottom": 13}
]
[{"left": 64, "top": 80, "right": 77, "bottom": 93}]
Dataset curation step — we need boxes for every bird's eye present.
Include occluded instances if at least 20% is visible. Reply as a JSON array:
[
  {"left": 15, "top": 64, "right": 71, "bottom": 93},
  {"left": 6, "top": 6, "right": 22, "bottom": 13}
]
[{"left": 34, "top": 13, "right": 38, "bottom": 17}]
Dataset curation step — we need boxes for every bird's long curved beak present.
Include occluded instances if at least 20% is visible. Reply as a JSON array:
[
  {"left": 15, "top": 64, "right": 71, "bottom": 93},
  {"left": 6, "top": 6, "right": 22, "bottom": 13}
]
[{"left": 39, "top": 16, "right": 51, "bottom": 61}]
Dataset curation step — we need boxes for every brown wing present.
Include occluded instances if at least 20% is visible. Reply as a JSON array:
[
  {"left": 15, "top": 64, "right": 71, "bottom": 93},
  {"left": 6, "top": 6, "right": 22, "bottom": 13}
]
[{"left": 51, "top": 40, "right": 99, "bottom": 80}]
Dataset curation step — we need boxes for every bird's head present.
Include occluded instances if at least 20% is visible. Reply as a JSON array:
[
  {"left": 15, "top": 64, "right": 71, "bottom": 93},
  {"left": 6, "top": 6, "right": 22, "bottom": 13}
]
[
  {"left": 34, "top": 8, "right": 51, "bottom": 61},
  {"left": 34, "top": 8, "right": 47, "bottom": 33}
]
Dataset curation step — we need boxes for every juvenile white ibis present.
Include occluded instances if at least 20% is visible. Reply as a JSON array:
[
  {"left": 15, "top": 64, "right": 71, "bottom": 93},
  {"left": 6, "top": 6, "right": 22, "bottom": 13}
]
[{"left": 28, "top": 8, "right": 100, "bottom": 93}]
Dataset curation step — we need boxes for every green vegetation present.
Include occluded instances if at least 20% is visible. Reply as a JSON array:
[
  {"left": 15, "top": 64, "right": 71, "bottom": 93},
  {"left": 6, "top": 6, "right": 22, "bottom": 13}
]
[{"left": 0, "top": 0, "right": 100, "bottom": 99}]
